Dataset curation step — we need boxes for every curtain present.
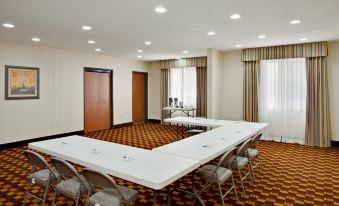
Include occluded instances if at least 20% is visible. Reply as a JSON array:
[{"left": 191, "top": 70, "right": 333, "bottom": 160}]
[
  {"left": 169, "top": 67, "right": 197, "bottom": 108},
  {"left": 160, "top": 57, "right": 207, "bottom": 69},
  {"left": 305, "top": 57, "right": 331, "bottom": 147},
  {"left": 196, "top": 67, "right": 207, "bottom": 117},
  {"left": 161, "top": 69, "right": 170, "bottom": 122},
  {"left": 243, "top": 61, "right": 259, "bottom": 122},
  {"left": 259, "top": 58, "right": 307, "bottom": 144},
  {"left": 242, "top": 42, "right": 328, "bottom": 62}
]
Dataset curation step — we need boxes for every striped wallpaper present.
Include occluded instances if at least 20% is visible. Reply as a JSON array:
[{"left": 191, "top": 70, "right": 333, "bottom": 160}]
[{"left": 0, "top": 41, "right": 150, "bottom": 144}]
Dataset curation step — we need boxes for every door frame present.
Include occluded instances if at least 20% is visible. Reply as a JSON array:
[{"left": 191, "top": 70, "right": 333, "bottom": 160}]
[
  {"left": 84, "top": 67, "right": 114, "bottom": 132},
  {"left": 132, "top": 71, "right": 148, "bottom": 123}
]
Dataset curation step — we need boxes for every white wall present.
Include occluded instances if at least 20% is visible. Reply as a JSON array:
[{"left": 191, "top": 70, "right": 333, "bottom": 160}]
[
  {"left": 0, "top": 41, "right": 150, "bottom": 144},
  {"left": 222, "top": 51, "right": 243, "bottom": 120},
  {"left": 328, "top": 41, "right": 339, "bottom": 141},
  {"left": 148, "top": 61, "right": 161, "bottom": 120},
  {"left": 207, "top": 48, "right": 224, "bottom": 119}
]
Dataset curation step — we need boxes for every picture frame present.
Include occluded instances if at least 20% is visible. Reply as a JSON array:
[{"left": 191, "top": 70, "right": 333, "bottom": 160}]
[{"left": 5, "top": 65, "right": 40, "bottom": 100}]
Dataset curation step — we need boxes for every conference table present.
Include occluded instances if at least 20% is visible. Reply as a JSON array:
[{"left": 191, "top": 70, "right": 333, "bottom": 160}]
[
  {"left": 28, "top": 136, "right": 200, "bottom": 204},
  {"left": 28, "top": 118, "right": 268, "bottom": 205},
  {"left": 164, "top": 116, "right": 269, "bottom": 139},
  {"left": 153, "top": 122, "right": 267, "bottom": 205},
  {"left": 162, "top": 107, "right": 196, "bottom": 124}
]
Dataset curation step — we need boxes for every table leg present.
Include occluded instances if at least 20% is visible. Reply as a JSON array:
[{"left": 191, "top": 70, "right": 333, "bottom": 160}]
[
  {"left": 176, "top": 123, "right": 179, "bottom": 140},
  {"left": 166, "top": 172, "right": 205, "bottom": 206},
  {"left": 153, "top": 189, "right": 157, "bottom": 205},
  {"left": 192, "top": 171, "right": 205, "bottom": 205},
  {"left": 181, "top": 124, "right": 184, "bottom": 139}
]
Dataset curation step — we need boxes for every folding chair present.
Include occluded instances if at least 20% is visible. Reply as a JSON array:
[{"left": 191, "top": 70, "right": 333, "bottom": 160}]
[
  {"left": 232, "top": 138, "right": 254, "bottom": 195},
  {"left": 248, "top": 133, "right": 263, "bottom": 180},
  {"left": 196, "top": 147, "right": 239, "bottom": 206},
  {"left": 23, "top": 150, "right": 60, "bottom": 206},
  {"left": 83, "top": 168, "right": 138, "bottom": 206},
  {"left": 51, "top": 157, "right": 90, "bottom": 206}
]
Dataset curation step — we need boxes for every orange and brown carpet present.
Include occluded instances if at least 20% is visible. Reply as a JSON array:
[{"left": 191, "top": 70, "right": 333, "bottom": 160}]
[{"left": 0, "top": 123, "right": 339, "bottom": 205}]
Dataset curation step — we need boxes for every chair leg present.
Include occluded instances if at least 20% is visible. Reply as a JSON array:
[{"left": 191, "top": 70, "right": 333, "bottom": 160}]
[
  {"left": 248, "top": 158, "right": 255, "bottom": 184},
  {"left": 41, "top": 184, "right": 49, "bottom": 206},
  {"left": 217, "top": 182, "right": 225, "bottom": 206},
  {"left": 22, "top": 179, "right": 31, "bottom": 206},
  {"left": 75, "top": 193, "right": 80, "bottom": 206},
  {"left": 237, "top": 167, "right": 246, "bottom": 195},
  {"left": 258, "top": 156, "right": 263, "bottom": 173},
  {"left": 192, "top": 181, "right": 211, "bottom": 205},
  {"left": 51, "top": 191, "right": 58, "bottom": 206},
  {"left": 231, "top": 176, "right": 239, "bottom": 202},
  {"left": 248, "top": 163, "right": 254, "bottom": 184}
]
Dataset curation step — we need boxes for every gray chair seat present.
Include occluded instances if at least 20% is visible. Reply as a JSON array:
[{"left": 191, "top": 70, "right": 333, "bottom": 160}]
[
  {"left": 248, "top": 148, "right": 259, "bottom": 159},
  {"left": 31, "top": 167, "right": 60, "bottom": 186},
  {"left": 232, "top": 156, "right": 249, "bottom": 169},
  {"left": 197, "top": 165, "right": 232, "bottom": 183},
  {"left": 87, "top": 188, "right": 121, "bottom": 206},
  {"left": 55, "top": 175, "right": 88, "bottom": 199},
  {"left": 87, "top": 187, "right": 138, "bottom": 206}
]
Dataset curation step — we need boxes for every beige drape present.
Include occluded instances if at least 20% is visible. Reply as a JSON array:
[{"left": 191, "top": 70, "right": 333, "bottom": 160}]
[
  {"left": 243, "top": 61, "right": 259, "bottom": 122},
  {"left": 305, "top": 57, "right": 331, "bottom": 147},
  {"left": 196, "top": 67, "right": 207, "bottom": 117},
  {"left": 161, "top": 69, "right": 170, "bottom": 122},
  {"left": 160, "top": 57, "right": 207, "bottom": 69}
]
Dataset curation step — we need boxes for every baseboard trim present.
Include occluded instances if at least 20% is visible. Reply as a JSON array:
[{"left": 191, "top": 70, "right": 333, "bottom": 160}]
[
  {"left": 148, "top": 119, "right": 161, "bottom": 123},
  {"left": 0, "top": 130, "right": 84, "bottom": 150},
  {"left": 331, "top": 140, "right": 339, "bottom": 147},
  {"left": 114, "top": 122, "right": 133, "bottom": 128}
]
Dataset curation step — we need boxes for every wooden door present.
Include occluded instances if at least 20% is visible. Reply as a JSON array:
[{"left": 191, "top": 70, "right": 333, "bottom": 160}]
[
  {"left": 85, "top": 70, "right": 112, "bottom": 132},
  {"left": 133, "top": 72, "right": 148, "bottom": 123}
]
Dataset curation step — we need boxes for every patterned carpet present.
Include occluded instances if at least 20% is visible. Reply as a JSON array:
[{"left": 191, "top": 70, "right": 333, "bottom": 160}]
[{"left": 0, "top": 123, "right": 339, "bottom": 206}]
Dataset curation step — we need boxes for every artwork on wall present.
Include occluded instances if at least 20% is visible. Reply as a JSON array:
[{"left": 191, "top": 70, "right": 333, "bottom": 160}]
[{"left": 5, "top": 65, "right": 40, "bottom": 100}]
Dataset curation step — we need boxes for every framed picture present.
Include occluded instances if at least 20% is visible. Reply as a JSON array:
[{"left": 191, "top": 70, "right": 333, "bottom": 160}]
[{"left": 5, "top": 65, "right": 40, "bottom": 100}]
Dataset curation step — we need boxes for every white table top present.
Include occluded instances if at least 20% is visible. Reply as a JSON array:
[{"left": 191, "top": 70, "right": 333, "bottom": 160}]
[
  {"left": 153, "top": 126, "right": 260, "bottom": 164},
  {"left": 164, "top": 117, "right": 269, "bottom": 130},
  {"left": 28, "top": 135, "right": 200, "bottom": 190},
  {"left": 163, "top": 107, "right": 196, "bottom": 111}
]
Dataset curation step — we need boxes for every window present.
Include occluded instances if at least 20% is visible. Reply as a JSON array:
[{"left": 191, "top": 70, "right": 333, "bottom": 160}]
[
  {"left": 259, "top": 58, "right": 306, "bottom": 144},
  {"left": 169, "top": 67, "right": 196, "bottom": 108}
]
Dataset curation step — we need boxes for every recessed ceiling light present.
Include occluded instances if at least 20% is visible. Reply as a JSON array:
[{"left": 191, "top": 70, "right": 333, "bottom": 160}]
[
  {"left": 230, "top": 14, "right": 241, "bottom": 19},
  {"left": 82, "top": 25, "right": 92, "bottom": 31},
  {"left": 207, "top": 31, "right": 216, "bottom": 36},
  {"left": 137, "top": 55, "right": 142, "bottom": 58},
  {"left": 88, "top": 40, "right": 95, "bottom": 44},
  {"left": 300, "top": 38, "right": 308, "bottom": 41},
  {"left": 290, "top": 19, "right": 301, "bottom": 24},
  {"left": 137, "top": 49, "right": 143, "bottom": 53},
  {"left": 2, "top": 23, "right": 14, "bottom": 28},
  {"left": 258, "top": 35, "right": 266, "bottom": 39},
  {"left": 155, "top": 6, "right": 167, "bottom": 13},
  {"left": 236, "top": 44, "right": 242, "bottom": 48},
  {"left": 182, "top": 50, "right": 189, "bottom": 54},
  {"left": 95, "top": 48, "right": 102, "bottom": 52},
  {"left": 32, "top": 37, "right": 41, "bottom": 42},
  {"left": 145, "top": 41, "right": 152, "bottom": 45}
]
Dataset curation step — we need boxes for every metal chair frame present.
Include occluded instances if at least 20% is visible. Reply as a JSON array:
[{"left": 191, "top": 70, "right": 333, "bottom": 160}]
[
  {"left": 83, "top": 168, "right": 138, "bottom": 206},
  {"left": 23, "top": 150, "right": 59, "bottom": 206},
  {"left": 233, "top": 138, "right": 254, "bottom": 195},
  {"left": 51, "top": 157, "right": 89, "bottom": 206},
  {"left": 248, "top": 133, "right": 263, "bottom": 180},
  {"left": 196, "top": 147, "right": 239, "bottom": 206}
]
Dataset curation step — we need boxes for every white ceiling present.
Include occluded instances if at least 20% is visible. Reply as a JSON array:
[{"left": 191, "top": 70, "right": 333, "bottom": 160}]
[{"left": 0, "top": 0, "right": 339, "bottom": 61}]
